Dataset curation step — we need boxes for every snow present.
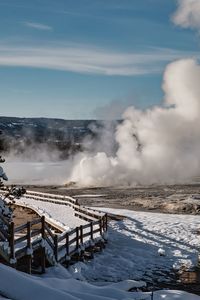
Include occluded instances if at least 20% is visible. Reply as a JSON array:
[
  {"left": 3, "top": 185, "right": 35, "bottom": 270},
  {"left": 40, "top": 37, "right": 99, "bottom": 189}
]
[
  {"left": 16, "top": 197, "right": 87, "bottom": 231},
  {"left": 69, "top": 207, "right": 200, "bottom": 283},
  {"left": 0, "top": 263, "right": 199, "bottom": 300},
  {"left": 0, "top": 198, "right": 200, "bottom": 299},
  {"left": 74, "top": 194, "right": 106, "bottom": 198}
]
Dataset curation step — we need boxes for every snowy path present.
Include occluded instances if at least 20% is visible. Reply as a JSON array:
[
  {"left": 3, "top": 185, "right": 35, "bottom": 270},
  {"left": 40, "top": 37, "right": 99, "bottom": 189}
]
[
  {"left": 70, "top": 208, "right": 200, "bottom": 283},
  {"left": 17, "top": 197, "right": 87, "bottom": 231}
]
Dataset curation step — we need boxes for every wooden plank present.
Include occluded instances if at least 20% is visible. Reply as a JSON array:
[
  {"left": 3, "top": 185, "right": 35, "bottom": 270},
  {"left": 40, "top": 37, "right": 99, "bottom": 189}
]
[
  {"left": 68, "top": 236, "right": 77, "bottom": 246},
  {"left": 82, "top": 223, "right": 91, "bottom": 230},
  {"left": 15, "top": 234, "right": 27, "bottom": 245},
  {"left": 82, "top": 231, "right": 91, "bottom": 239},
  {"left": 25, "top": 194, "right": 72, "bottom": 206},
  {"left": 45, "top": 234, "right": 54, "bottom": 250},
  {"left": 31, "top": 229, "right": 41, "bottom": 238},
  {"left": 44, "top": 223, "right": 54, "bottom": 240},
  {"left": 14, "top": 223, "right": 28, "bottom": 233},
  {"left": 68, "top": 228, "right": 76, "bottom": 235},
  {"left": 26, "top": 190, "right": 77, "bottom": 204},
  {"left": 93, "top": 228, "right": 100, "bottom": 234},
  {"left": 74, "top": 211, "right": 96, "bottom": 222},
  {"left": 30, "top": 218, "right": 41, "bottom": 226},
  {"left": 57, "top": 232, "right": 67, "bottom": 243}
]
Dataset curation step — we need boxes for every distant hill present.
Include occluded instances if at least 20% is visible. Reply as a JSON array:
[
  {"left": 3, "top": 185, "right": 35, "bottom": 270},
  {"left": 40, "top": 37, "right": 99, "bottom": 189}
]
[
  {"left": 0, "top": 116, "right": 97, "bottom": 158},
  {"left": 0, "top": 116, "right": 95, "bottom": 140}
]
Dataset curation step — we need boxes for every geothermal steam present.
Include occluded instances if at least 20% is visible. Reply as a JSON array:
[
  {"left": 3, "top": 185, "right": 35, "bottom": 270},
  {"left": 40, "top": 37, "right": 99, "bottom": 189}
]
[{"left": 70, "top": 58, "right": 200, "bottom": 186}]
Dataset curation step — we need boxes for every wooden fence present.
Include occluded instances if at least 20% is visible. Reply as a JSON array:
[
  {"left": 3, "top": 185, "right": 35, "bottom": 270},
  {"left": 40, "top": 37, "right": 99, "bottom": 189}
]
[{"left": 0, "top": 190, "right": 108, "bottom": 274}]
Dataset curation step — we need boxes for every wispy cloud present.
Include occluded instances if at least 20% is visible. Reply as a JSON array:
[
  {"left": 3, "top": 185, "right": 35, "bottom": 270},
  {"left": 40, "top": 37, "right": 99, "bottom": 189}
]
[
  {"left": 23, "top": 22, "right": 52, "bottom": 31},
  {"left": 0, "top": 42, "right": 198, "bottom": 76}
]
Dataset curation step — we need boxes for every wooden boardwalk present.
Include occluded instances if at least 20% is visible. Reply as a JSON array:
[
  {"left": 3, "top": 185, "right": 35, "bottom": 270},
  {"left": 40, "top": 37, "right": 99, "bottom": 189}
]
[{"left": 0, "top": 190, "right": 108, "bottom": 274}]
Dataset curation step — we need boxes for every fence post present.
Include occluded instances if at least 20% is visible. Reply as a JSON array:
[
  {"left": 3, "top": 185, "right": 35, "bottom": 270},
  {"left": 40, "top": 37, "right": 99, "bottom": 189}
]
[
  {"left": 54, "top": 234, "right": 58, "bottom": 262},
  {"left": 102, "top": 215, "right": 105, "bottom": 232},
  {"left": 80, "top": 225, "right": 83, "bottom": 245},
  {"left": 66, "top": 232, "right": 69, "bottom": 257},
  {"left": 99, "top": 218, "right": 103, "bottom": 236},
  {"left": 76, "top": 227, "right": 79, "bottom": 250},
  {"left": 105, "top": 213, "right": 108, "bottom": 231},
  {"left": 41, "top": 216, "right": 45, "bottom": 239},
  {"left": 41, "top": 216, "right": 46, "bottom": 273},
  {"left": 27, "top": 221, "right": 32, "bottom": 274},
  {"left": 65, "top": 232, "right": 70, "bottom": 267},
  {"left": 90, "top": 222, "right": 93, "bottom": 240},
  {"left": 9, "top": 222, "right": 15, "bottom": 266}
]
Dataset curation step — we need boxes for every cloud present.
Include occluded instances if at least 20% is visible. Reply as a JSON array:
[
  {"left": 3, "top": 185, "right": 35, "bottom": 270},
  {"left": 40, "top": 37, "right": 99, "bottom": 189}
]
[
  {"left": 172, "top": 0, "right": 200, "bottom": 31},
  {"left": 23, "top": 22, "right": 52, "bottom": 31},
  {"left": 0, "top": 42, "right": 198, "bottom": 76}
]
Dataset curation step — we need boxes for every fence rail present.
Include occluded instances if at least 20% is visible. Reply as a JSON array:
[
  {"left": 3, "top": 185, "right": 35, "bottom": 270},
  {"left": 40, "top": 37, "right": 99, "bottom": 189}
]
[{"left": 0, "top": 190, "right": 108, "bottom": 274}]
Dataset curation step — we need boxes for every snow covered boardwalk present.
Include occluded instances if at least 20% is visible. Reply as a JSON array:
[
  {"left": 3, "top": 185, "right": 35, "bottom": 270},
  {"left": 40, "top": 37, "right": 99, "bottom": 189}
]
[
  {"left": 17, "top": 197, "right": 87, "bottom": 231},
  {"left": 0, "top": 190, "right": 108, "bottom": 274}
]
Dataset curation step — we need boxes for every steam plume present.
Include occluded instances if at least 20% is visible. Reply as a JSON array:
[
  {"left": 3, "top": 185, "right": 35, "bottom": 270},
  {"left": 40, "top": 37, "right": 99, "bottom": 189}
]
[{"left": 70, "top": 58, "right": 200, "bottom": 186}]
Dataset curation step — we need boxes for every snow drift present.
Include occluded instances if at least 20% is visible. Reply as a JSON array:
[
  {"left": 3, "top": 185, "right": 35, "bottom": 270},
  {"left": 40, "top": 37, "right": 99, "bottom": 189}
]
[{"left": 0, "top": 263, "right": 199, "bottom": 300}]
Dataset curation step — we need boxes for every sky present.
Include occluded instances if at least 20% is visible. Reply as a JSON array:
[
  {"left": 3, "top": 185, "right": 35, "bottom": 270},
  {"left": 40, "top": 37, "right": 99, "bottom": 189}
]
[{"left": 0, "top": 0, "right": 199, "bottom": 119}]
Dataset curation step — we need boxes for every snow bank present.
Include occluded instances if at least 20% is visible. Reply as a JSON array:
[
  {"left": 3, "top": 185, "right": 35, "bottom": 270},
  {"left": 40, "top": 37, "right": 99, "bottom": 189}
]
[{"left": 0, "top": 264, "right": 199, "bottom": 300}]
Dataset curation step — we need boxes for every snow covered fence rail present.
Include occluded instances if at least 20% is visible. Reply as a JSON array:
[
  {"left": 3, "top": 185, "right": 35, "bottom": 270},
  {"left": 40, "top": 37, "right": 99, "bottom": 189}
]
[{"left": 24, "top": 190, "right": 104, "bottom": 222}]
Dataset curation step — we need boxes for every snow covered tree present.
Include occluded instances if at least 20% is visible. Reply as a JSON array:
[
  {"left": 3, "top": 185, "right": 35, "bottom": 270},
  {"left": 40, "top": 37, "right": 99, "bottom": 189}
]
[
  {"left": 0, "top": 131, "right": 12, "bottom": 224},
  {"left": 0, "top": 131, "right": 25, "bottom": 226}
]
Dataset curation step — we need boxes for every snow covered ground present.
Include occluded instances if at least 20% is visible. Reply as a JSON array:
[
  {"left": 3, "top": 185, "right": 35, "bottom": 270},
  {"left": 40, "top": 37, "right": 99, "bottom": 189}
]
[
  {"left": 69, "top": 208, "right": 200, "bottom": 284},
  {"left": 16, "top": 197, "right": 87, "bottom": 231},
  {"left": 0, "top": 263, "right": 200, "bottom": 300},
  {"left": 2, "top": 198, "right": 200, "bottom": 299},
  {"left": 14, "top": 198, "right": 200, "bottom": 283}
]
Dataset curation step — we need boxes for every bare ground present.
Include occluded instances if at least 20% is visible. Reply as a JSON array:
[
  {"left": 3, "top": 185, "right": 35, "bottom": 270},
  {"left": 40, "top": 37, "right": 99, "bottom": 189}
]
[{"left": 23, "top": 183, "right": 200, "bottom": 214}]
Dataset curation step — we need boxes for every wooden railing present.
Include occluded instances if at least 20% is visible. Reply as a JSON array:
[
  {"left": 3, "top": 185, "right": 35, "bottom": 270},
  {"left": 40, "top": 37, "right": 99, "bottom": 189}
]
[
  {"left": 22, "top": 190, "right": 104, "bottom": 223},
  {"left": 6, "top": 214, "right": 107, "bottom": 272},
  {"left": 0, "top": 191, "right": 108, "bottom": 274}
]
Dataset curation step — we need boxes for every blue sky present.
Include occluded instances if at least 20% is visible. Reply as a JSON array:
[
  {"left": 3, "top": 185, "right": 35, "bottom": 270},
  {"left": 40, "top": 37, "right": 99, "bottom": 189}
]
[{"left": 0, "top": 0, "right": 199, "bottom": 119}]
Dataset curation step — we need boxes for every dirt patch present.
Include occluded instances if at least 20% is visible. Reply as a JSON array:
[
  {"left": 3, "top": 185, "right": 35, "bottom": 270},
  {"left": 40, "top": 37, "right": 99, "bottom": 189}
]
[{"left": 10, "top": 204, "right": 40, "bottom": 228}]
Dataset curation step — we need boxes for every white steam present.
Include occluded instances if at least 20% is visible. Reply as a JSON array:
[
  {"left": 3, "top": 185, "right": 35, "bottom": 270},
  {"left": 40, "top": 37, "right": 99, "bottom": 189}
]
[{"left": 70, "top": 58, "right": 200, "bottom": 186}]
